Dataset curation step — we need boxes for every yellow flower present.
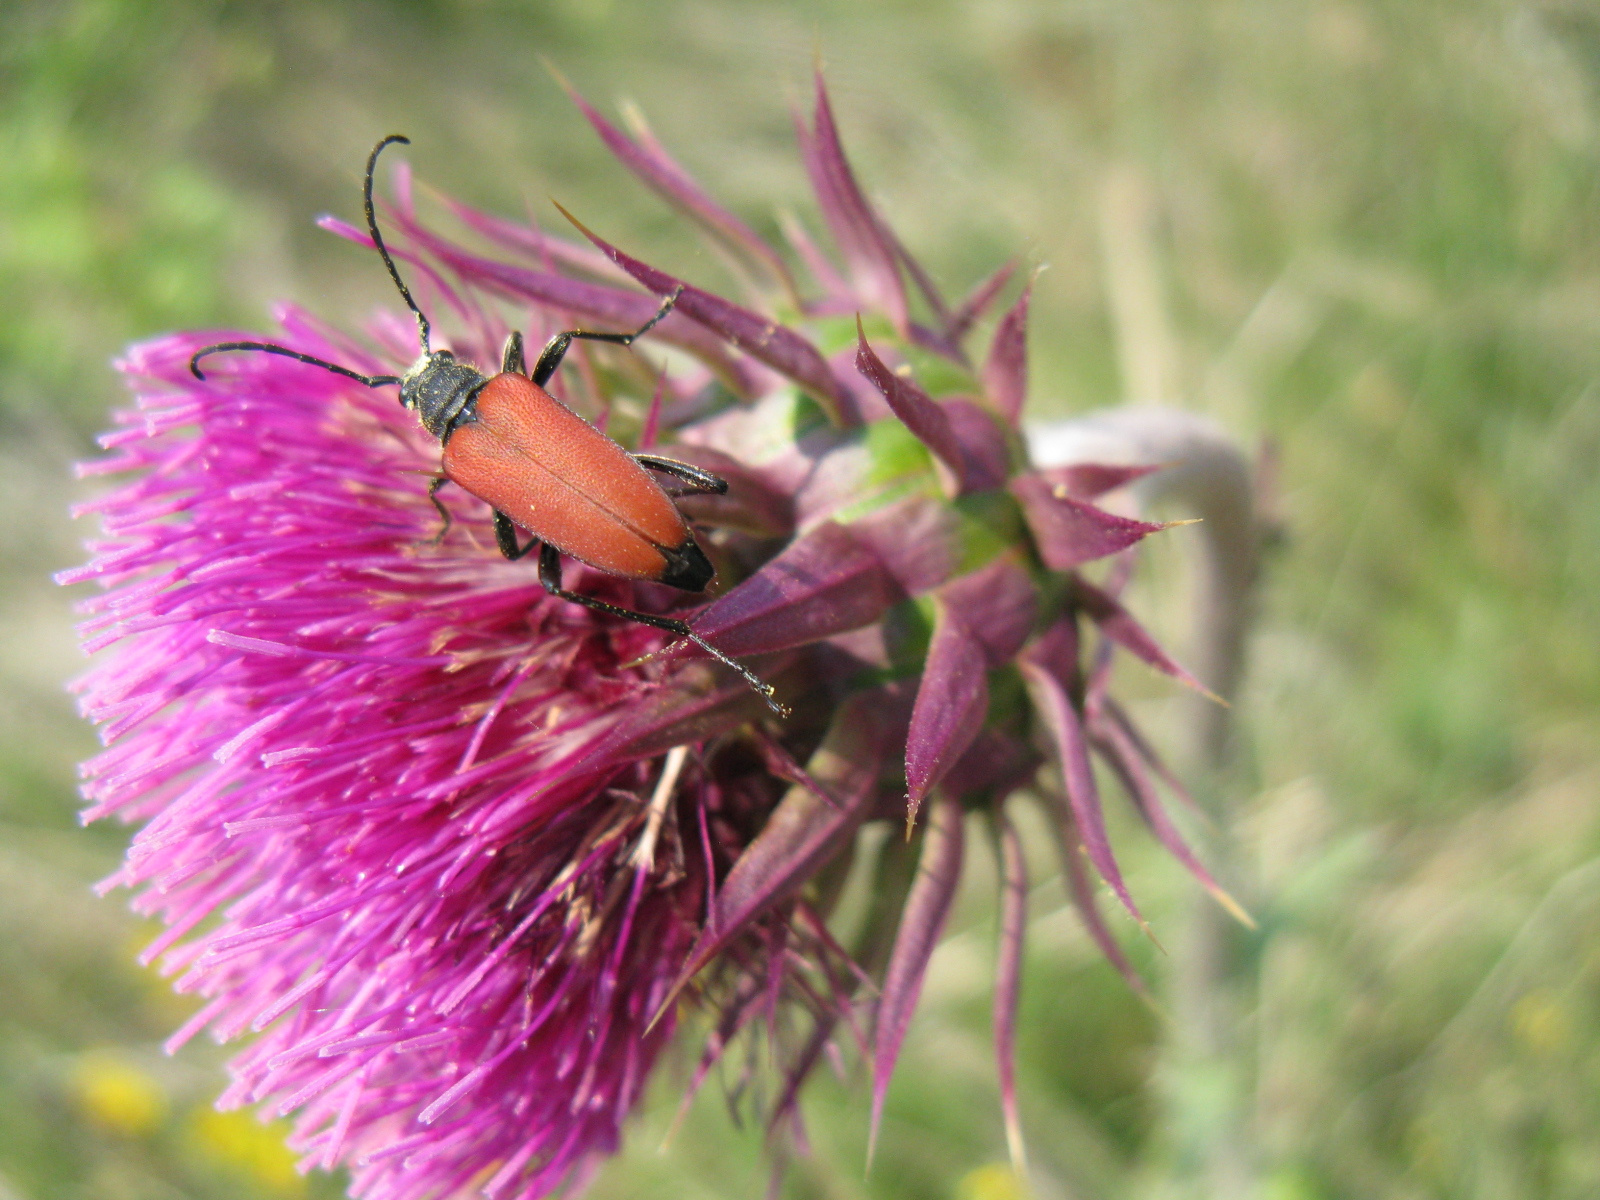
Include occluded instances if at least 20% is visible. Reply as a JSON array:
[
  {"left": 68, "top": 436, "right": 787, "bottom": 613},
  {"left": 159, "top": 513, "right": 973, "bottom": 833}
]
[
  {"left": 187, "top": 1108, "right": 303, "bottom": 1193},
  {"left": 71, "top": 1049, "right": 167, "bottom": 1136}
]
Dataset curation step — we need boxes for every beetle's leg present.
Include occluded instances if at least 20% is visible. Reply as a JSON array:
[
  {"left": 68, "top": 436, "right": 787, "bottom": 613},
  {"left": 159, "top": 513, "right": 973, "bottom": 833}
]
[
  {"left": 493, "top": 511, "right": 538, "bottom": 561},
  {"left": 537, "top": 543, "right": 785, "bottom": 715},
  {"left": 632, "top": 454, "right": 729, "bottom": 496},
  {"left": 529, "top": 286, "right": 685, "bottom": 388},
  {"left": 426, "top": 477, "right": 454, "bottom": 544},
  {"left": 501, "top": 330, "right": 526, "bottom": 376}
]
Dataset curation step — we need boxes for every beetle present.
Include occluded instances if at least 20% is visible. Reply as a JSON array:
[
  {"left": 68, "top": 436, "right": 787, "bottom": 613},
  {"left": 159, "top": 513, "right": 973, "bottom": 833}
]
[{"left": 191, "top": 135, "right": 783, "bottom": 714}]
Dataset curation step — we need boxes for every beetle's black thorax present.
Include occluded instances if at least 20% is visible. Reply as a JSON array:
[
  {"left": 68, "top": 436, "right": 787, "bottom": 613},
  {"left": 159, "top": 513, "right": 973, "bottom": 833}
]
[{"left": 400, "top": 351, "right": 487, "bottom": 441}]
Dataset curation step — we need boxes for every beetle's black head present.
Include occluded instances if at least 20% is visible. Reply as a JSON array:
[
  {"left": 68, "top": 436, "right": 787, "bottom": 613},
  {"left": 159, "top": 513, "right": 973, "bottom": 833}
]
[{"left": 399, "top": 350, "right": 487, "bottom": 441}]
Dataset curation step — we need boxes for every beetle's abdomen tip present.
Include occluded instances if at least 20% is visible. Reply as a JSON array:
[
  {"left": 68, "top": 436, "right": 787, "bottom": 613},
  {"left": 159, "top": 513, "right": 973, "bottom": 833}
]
[{"left": 658, "top": 539, "right": 714, "bottom": 592}]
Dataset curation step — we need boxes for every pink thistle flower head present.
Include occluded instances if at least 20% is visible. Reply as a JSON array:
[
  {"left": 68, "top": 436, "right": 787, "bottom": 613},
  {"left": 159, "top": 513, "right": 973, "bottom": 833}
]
[{"left": 63, "top": 73, "right": 1244, "bottom": 1198}]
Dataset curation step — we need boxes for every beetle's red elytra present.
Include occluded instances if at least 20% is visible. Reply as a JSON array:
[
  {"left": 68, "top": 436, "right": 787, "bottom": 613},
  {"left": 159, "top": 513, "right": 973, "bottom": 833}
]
[
  {"left": 442, "top": 372, "right": 706, "bottom": 586},
  {"left": 189, "top": 135, "right": 783, "bottom": 715}
]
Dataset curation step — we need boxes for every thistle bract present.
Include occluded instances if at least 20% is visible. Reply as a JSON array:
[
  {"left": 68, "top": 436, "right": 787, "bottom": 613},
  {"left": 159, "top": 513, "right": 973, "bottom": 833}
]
[{"left": 64, "top": 74, "right": 1235, "bottom": 1199}]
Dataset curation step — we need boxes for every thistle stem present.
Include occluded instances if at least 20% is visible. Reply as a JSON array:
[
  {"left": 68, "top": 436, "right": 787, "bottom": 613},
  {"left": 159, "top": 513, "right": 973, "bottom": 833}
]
[{"left": 1026, "top": 407, "right": 1261, "bottom": 1198}]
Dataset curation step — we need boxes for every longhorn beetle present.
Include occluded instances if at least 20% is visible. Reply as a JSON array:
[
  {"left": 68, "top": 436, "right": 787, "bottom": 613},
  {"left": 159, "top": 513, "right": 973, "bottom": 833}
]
[{"left": 191, "top": 136, "right": 784, "bottom": 715}]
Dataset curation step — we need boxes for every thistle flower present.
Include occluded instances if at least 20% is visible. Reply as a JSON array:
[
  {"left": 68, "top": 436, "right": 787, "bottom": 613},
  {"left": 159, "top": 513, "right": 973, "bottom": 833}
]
[{"left": 63, "top": 74, "right": 1241, "bottom": 1198}]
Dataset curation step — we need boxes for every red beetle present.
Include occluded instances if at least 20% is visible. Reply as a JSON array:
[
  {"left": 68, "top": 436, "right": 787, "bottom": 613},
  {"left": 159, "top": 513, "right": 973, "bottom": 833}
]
[{"left": 192, "top": 136, "right": 782, "bottom": 714}]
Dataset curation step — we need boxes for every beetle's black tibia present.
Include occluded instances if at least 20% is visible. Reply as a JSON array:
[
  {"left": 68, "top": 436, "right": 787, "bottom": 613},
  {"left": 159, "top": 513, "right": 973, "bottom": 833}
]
[
  {"left": 535, "top": 544, "right": 786, "bottom": 716},
  {"left": 501, "top": 330, "right": 526, "bottom": 375},
  {"left": 493, "top": 511, "right": 537, "bottom": 561},
  {"left": 528, "top": 287, "right": 683, "bottom": 388},
  {"left": 633, "top": 455, "right": 729, "bottom": 497}
]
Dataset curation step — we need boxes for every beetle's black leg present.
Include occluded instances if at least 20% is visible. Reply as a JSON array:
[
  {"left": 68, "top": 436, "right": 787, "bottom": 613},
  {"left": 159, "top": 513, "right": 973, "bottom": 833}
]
[
  {"left": 529, "top": 286, "right": 685, "bottom": 388},
  {"left": 427, "top": 477, "right": 454, "bottom": 544},
  {"left": 536, "top": 543, "right": 785, "bottom": 715},
  {"left": 632, "top": 454, "right": 729, "bottom": 496},
  {"left": 501, "top": 330, "right": 526, "bottom": 376},
  {"left": 493, "top": 511, "right": 538, "bottom": 561}
]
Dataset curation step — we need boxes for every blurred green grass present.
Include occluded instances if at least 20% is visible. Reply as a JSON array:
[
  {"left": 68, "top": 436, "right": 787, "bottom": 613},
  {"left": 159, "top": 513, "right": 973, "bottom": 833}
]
[{"left": 4, "top": 1, "right": 1600, "bottom": 1197}]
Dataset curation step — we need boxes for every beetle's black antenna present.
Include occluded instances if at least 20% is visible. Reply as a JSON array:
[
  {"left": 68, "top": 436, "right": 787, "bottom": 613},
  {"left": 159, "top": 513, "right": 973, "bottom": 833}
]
[
  {"left": 189, "top": 341, "right": 402, "bottom": 386},
  {"left": 365, "top": 135, "right": 431, "bottom": 354},
  {"left": 189, "top": 138, "right": 424, "bottom": 385}
]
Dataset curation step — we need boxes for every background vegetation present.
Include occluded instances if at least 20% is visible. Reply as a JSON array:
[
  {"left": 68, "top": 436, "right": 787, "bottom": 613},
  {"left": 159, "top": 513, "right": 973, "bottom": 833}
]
[{"left": 4, "top": 1, "right": 1599, "bottom": 1197}]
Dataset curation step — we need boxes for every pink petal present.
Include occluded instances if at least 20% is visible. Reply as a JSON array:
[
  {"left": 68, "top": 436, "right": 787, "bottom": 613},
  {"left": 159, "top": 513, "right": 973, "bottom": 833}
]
[
  {"left": 1010, "top": 472, "right": 1169, "bottom": 570},
  {"left": 1092, "top": 716, "right": 1252, "bottom": 927},
  {"left": 948, "top": 260, "right": 1018, "bottom": 345},
  {"left": 900, "top": 553, "right": 1040, "bottom": 825},
  {"left": 884, "top": 223, "right": 951, "bottom": 328},
  {"left": 1050, "top": 796, "right": 1148, "bottom": 996},
  {"left": 658, "top": 690, "right": 894, "bottom": 1017},
  {"left": 907, "top": 320, "right": 970, "bottom": 366},
  {"left": 981, "top": 282, "right": 1032, "bottom": 425},
  {"left": 869, "top": 792, "right": 965, "bottom": 1161},
  {"left": 849, "top": 495, "right": 962, "bottom": 596},
  {"left": 764, "top": 831, "right": 922, "bottom": 1136},
  {"left": 1018, "top": 609, "right": 1078, "bottom": 692},
  {"left": 558, "top": 78, "right": 798, "bottom": 298},
  {"left": 1073, "top": 575, "right": 1218, "bottom": 699},
  {"left": 1034, "top": 461, "right": 1165, "bottom": 501},
  {"left": 769, "top": 1015, "right": 842, "bottom": 1136},
  {"left": 797, "top": 73, "right": 909, "bottom": 330},
  {"left": 659, "top": 444, "right": 796, "bottom": 540},
  {"left": 854, "top": 324, "right": 978, "bottom": 495},
  {"left": 936, "top": 556, "right": 1039, "bottom": 668},
  {"left": 1018, "top": 627, "right": 1143, "bottom": 925},
  {"left": 557, "top": 205, "right": 853, "bottom": 424},
  {"left": 317, "top": 216, "right": 480, "bottom": 335},
  {"left": 936, "top": 728, "right": 1041, "bottom": 805},
  {"left": 569, "top": 672, "right": 778, "bottom": 775},
  {"left": 778, "top": 209, "right": 850, "bottom": 298},
  {"left": 440, "top": 196, "right": 625, "bottom": 282},
  {"left": 369, "top": 219, "right": 766, "bottom": 399},
  {"left": 904, "top": 607, "right": 988, "bottom": 825},
  {"left": 688, "top": 521, "right": 904, "bottom": 656},
  {"left": 940, "top": 398, "right": 1015, "bottom": 492},
  {"left": 1103, "top": 695, "right": 1204, "bottom": 816}
]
